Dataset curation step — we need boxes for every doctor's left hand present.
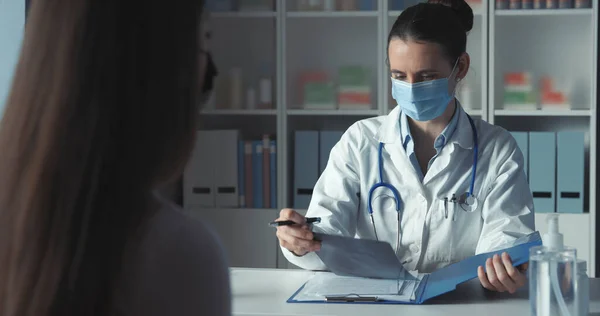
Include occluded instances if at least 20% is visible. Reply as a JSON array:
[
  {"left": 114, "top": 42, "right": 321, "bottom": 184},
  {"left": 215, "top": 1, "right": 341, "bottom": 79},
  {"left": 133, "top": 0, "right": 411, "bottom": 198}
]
[{"left": 477, "top": 252, "right": 528, "bottom": 294}]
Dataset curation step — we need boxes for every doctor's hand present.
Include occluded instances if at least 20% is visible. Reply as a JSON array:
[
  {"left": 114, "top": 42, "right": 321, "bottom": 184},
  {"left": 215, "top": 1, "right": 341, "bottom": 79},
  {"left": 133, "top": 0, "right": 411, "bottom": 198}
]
[
  {"left": 275, "top": 208, "right": 321, "bottom": 257},
  {"left": 477, "top": 252, "right": 528, "bottom": 294}
]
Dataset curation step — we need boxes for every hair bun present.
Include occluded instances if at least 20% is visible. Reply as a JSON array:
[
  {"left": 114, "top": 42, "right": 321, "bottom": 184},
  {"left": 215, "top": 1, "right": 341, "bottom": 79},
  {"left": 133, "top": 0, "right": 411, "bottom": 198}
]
[{"left": 427, "top": 0, "right": 474, "bottom": 32}]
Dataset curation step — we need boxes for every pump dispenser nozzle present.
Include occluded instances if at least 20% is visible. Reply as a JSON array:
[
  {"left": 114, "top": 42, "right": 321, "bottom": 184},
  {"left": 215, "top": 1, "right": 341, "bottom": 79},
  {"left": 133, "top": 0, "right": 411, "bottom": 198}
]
[{"left": 543, "top": 213, "right": 564, "bottom": 251}]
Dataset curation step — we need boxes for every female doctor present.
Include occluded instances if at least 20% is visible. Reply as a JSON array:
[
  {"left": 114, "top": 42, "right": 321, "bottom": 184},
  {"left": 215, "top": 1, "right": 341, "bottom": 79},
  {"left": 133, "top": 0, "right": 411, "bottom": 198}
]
[{"left": 274, "top": 0, "right": 536, "bottom": 294}]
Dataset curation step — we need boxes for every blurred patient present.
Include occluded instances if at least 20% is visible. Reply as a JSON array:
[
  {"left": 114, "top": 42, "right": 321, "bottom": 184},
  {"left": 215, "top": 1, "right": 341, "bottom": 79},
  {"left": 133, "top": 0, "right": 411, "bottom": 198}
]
[{"left": 0, "top": 0, "right": 230, "bottom": 315}]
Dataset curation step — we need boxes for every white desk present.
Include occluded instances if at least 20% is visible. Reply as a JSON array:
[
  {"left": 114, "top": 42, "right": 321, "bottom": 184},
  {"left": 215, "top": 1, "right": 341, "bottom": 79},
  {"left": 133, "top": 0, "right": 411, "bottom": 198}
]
[{"left": 231, "top": 268, "right": 600, "bottom": 316}]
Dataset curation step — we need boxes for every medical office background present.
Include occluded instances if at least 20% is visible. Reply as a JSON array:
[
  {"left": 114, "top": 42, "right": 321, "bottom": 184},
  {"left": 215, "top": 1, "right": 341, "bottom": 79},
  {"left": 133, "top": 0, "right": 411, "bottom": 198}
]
[{"left": 1, "top": 0, "right": 599, "bottom": 276}]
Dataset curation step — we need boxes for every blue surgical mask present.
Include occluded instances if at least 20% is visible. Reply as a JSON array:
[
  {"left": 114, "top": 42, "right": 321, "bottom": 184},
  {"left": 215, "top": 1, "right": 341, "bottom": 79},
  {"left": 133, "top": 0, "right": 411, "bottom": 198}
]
[{"left": 391, "top": 60, "right": 459, "bottom": 121}]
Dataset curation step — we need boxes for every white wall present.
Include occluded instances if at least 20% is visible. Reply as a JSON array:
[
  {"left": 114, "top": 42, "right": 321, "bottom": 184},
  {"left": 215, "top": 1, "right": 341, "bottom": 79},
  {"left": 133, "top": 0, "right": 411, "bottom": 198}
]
[{"left": 0, "top": 0, "right": 25, "bottom": 115}]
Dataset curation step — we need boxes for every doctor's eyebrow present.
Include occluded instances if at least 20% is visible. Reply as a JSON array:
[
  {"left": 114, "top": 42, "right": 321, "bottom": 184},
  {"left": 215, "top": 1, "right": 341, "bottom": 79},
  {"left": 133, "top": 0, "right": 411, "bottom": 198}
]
[{"left": 390, "top": 69, "right": 440, "bottom": 75}]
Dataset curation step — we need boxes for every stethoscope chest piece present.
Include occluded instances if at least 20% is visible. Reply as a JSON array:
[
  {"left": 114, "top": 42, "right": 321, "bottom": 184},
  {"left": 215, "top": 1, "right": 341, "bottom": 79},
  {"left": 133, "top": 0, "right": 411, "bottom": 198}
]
[{"left": 458, "top": 192, "right": 478, "bottom": 212}]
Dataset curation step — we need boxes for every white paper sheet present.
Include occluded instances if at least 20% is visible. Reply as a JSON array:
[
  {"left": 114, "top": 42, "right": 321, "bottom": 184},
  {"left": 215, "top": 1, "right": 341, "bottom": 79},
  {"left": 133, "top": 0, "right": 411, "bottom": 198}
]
[{"left": 292, "top": 272, "right": 423, "bottom": 302}]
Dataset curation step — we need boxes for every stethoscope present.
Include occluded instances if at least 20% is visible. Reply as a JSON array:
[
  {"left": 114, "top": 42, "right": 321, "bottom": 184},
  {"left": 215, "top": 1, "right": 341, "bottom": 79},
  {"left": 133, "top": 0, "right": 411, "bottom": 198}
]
[{"left": 367, "top": 113, "right": 479, "bottom": 254}]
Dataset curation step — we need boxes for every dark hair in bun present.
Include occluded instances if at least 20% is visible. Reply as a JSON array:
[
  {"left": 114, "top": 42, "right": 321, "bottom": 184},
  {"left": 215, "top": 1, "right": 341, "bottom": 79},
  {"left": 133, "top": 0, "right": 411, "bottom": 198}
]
[{"left": 388, "top": 0, "right": 474, "bottom": 66}]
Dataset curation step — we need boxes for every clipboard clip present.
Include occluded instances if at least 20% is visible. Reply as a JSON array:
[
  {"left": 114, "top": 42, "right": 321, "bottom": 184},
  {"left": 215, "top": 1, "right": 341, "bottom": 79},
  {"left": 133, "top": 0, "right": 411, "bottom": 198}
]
[{"left": 325, "top": 294, "right": 380, "bottom": 302}]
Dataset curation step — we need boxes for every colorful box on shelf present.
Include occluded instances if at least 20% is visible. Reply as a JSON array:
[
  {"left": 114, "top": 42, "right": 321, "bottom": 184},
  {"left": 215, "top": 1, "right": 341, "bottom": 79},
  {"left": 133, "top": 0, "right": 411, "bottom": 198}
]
[
  {"left": 539, "top": 76, "right": 570, "bottom": 110},
  {"left": 496, "top": 0, "right": 592, "bottom": 9},
  {"left": 502, "top": 72, "right": 537, "bottom": 110},
  {"left": 337, "top": 87, "right": 371, "bottom": 110},
  {"left": 294, "top": 0, "right": 375, "bottom": 11},
  {"left": 294, "top": 0, "right": 325, "bottom": 11},
  {"left": 336, "top": 0, "right": 375, "bottom": 11},
  {"left": 303, "top": 82, "right": 336, "bottom": 109},
  {"left": 299, "top": 71, "right": 335, "bottom": 109},
  {"left": 337, "top": 66, "right": 372, "bottom": 110},
  {"left": 574, "top": 0, "right": 592, "bottom": 8}
]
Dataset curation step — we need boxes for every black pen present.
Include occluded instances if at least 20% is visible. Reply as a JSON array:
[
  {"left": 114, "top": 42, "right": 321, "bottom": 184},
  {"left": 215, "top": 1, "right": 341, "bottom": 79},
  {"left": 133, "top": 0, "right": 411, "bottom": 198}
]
[{"left": 268, "top": 217, "right": 321, "bottom": 227}]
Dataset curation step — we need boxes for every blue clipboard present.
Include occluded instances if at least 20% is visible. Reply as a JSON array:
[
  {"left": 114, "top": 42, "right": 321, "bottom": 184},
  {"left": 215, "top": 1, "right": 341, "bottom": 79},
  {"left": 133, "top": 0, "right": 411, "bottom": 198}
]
[{"left": 287, "top": 231, "right": 542, "bottom": 304}]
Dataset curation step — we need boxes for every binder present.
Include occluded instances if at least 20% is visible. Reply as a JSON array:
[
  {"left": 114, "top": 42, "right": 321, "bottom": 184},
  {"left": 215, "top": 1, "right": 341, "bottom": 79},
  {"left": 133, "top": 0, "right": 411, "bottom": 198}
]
[
  {"left": 357, "top": 0, "right": 375, "bottom": 10},
  {"left": 183, "top": 131, "right": 216, "bottom": 208},
  {"left": 244, "top": 141, "right": 253, "bottom": 208},
  {"left": 389, "top": 0, "right": 404, "bottom": 10},
  {"left": 510, "top": 131, "right": 529, "bottom": 179},
  {"left": 262, "top": 135, "right": 271, "bottom": 208},
  {"left": 528, "top": 132, "right": 556, "bottom": 213},
  {"left": 214, "top": 130, "right": 239, "bottom": 207},
  {"left": 287, "top": 231, "right": 542, "bottom": 304},
  {"left": 252, "top": 140, "right": 264, "bottom": 208},
  {"left": 556, "top": 131, "right": 584, "bottom": 213},
  {"left": 294, "top": 131, "right": 319, "bottom": 209},
  {"left": 319, "top": 130, "right": 343, "bottom": 175},
  {"left": 269, "top": 140, "right": 277, "bottom": 208},
  {"left": 238, "top": 140, "right": 245, "bottom": 208}
]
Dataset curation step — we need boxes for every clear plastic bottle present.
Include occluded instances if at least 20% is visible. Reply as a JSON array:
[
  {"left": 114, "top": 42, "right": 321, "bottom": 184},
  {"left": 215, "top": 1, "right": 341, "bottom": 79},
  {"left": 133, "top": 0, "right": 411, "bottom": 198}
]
[
  {"left": 576, "top": 259, "right": 589, "bottom": 316},
  {"left": 529, "top": 214, "right": 578, "bottom": 316}
]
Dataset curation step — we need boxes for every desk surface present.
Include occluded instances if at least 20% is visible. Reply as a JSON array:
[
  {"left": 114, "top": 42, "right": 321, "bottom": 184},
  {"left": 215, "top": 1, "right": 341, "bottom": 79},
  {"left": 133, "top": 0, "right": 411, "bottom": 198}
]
[{"left": 231, "top": 268, "right": 600, "bottom": 316}]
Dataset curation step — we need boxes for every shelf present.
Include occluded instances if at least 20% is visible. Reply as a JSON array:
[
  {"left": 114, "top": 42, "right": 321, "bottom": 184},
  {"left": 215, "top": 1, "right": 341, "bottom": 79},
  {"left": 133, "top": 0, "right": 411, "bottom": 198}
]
[
  {"left": 186, "top": 207, "right": 278, "bottom": 213},
  {"left": 200, "top": 109, "right": 277, "bottom": 116},
  {"left": 494, "top": 109, "right": 592, "bottom": 116},
  {"left": 287, "top": 109, "right": 380, "bottom": 116},
  {"left": 210, "top": 11, "right": 277, "bottom": 18},
  {"left": 286, "top": 11, "right": 378, "bottom": 18},
  {"left": 389, "top": 8, "right": 483, "bottom": 17},
  {"left": 495, "top": 8, "right": 593, "bottom": 16}
]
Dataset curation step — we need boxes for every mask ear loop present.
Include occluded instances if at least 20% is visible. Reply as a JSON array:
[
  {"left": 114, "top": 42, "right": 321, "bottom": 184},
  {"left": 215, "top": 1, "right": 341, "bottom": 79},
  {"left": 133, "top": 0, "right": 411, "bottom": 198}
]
[{"left": 449, "top": 58, "right": 462, "bottom": 96}]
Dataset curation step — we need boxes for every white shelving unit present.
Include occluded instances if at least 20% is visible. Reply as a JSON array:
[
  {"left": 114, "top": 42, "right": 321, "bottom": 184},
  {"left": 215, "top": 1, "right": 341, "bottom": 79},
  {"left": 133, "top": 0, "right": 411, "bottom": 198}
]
[
  {"left": 490, "top": 4, "right": 597, "bottom": 276},
  {"left": 189, "top": 0, "right": 598, "bottom": 276}
]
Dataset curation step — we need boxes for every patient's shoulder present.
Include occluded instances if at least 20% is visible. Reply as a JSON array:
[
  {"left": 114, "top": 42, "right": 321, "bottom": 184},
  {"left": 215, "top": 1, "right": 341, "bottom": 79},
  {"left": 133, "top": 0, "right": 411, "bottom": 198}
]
[{"left": 113, "top": 195, "right": 231, "bottom": 316}]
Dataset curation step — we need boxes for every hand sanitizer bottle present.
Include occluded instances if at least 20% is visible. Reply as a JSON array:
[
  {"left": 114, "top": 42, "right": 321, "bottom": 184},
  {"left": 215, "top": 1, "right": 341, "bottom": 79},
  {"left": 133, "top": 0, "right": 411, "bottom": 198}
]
[
  {"left": 576, "top": 259, "right": 589, "bottom": 316},
  {"left": 529, "top": 214, "right": 578, "bottom": 316}
]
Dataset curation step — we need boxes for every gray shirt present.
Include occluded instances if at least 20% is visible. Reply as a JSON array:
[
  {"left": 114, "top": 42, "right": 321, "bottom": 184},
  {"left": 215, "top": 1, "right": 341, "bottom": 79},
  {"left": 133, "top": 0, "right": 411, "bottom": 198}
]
[{"left": 110, "top": 196, "right": 231, "bottom": 315}]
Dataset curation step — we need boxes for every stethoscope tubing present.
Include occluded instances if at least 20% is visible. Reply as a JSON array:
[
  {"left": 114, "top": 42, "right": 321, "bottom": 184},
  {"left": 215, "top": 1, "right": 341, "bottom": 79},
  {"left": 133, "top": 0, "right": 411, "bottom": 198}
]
[{"left": 367, "top": 113, "right": 479, "bottom": 250}]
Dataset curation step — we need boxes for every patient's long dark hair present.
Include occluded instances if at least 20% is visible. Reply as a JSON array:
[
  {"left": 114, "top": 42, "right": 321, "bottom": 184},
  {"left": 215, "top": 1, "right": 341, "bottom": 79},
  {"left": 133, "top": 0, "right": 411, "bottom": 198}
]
[{"left": 0, "top": 0, "right": 205, "bottom": 315}]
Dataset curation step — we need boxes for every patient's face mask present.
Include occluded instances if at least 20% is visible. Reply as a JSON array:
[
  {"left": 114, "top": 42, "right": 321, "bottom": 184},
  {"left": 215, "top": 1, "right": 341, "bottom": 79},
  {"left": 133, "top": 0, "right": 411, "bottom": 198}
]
[{"left": 391, "top": 59, "right": 459, "bottom": 122}]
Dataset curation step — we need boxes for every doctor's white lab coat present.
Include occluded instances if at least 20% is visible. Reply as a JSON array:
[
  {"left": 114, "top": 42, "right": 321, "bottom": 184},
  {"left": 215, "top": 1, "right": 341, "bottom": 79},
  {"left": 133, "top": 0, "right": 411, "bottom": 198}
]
[{"left": 282, "top": 105, "right": 535, "bottom": 273}]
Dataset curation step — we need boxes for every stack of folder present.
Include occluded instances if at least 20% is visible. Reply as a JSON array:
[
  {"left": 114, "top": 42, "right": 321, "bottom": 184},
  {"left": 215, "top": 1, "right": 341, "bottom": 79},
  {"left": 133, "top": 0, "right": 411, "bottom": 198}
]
[
  {"left": 293, "top": 130, "right": 344, "bottom": 209},
  {"left": 183, "top": 130, "right": 277, "bottom": 210},
  {"left": 510, "top": 131, "right": 585, "bottom": 214},
  {"left": 239, "top": 134, "right": 277, "bottom": 209}
]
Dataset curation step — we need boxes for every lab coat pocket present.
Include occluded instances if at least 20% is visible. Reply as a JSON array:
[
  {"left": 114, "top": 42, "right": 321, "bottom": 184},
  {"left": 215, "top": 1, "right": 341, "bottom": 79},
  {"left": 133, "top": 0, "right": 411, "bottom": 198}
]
[
  {"left": 427, "top": 199, "right": 456, "bottom": 264},
  {"left": 429, "top": 198, "right": 449, "bottom": 230}
]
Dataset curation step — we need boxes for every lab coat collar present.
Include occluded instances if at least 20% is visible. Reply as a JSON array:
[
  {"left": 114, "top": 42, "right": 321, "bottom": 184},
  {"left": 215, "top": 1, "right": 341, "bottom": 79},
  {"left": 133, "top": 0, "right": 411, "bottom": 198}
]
[
  {"left": 374, "top": 106, "right": 401, "bottom": 144},
  {"left": 451, "top": 102, "right": 475, "bottom": 150},
  {"left": 375, "top": 101, "right": 474, "bottom": 150}
]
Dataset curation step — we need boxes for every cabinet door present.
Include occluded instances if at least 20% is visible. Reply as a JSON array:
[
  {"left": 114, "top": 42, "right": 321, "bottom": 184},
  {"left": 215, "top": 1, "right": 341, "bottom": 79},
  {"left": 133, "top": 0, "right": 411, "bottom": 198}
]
[{"left": 0, "top": 0, "right": 25, "bottom": 113}]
